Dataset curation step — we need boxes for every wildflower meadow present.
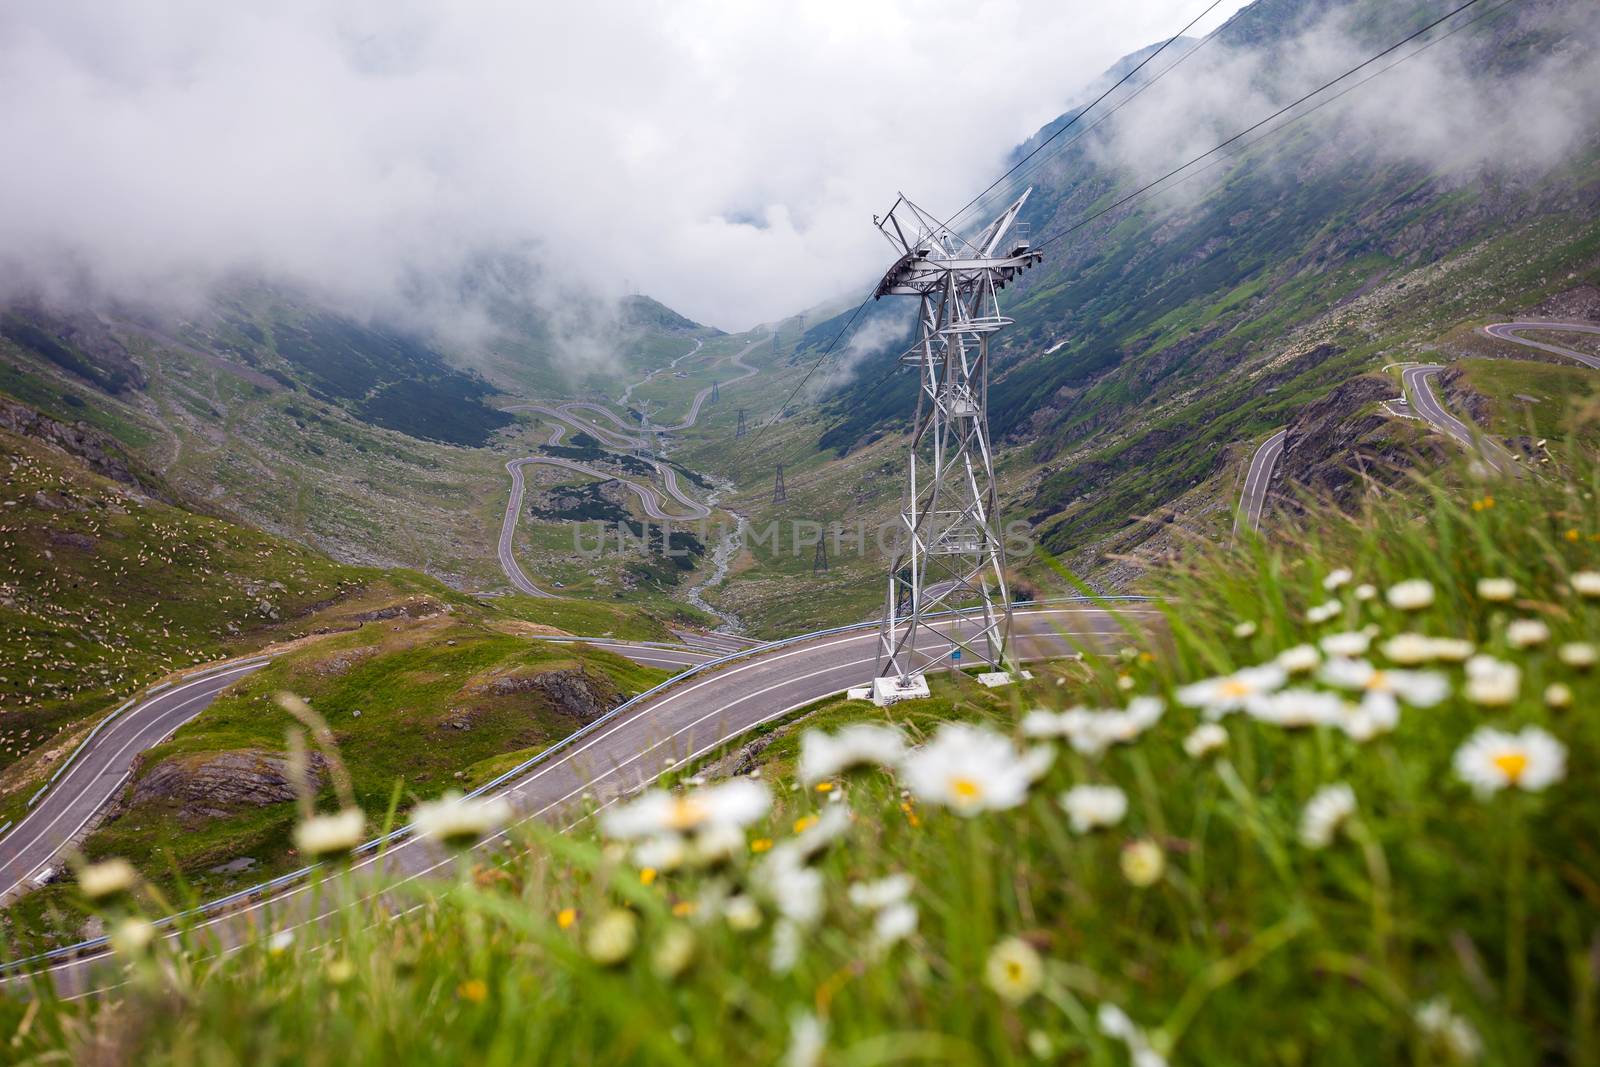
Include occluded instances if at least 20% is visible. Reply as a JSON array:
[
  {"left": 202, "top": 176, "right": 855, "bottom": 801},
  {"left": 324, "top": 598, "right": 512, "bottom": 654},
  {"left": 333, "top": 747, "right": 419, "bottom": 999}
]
[{"left": 5, "top": 468, "right": 1599, "bottom": 1066}]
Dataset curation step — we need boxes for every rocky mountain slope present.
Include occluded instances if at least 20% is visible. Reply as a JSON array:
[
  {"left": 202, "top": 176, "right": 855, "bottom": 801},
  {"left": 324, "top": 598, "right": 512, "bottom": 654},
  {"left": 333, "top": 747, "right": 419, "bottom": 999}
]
[
  {"left": 0, "top": 284, "right": 717, "bottom": 585},
  {"left": 803, "top": 0, "right": 1600, "bottom": 576}
]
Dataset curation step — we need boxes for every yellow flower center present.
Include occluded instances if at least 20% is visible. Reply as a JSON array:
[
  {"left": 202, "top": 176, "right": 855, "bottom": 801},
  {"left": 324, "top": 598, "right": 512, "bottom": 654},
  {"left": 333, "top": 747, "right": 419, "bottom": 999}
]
[
  {"left": 1363, "top": 671, "right": 1389, "bottom": 691},
  {"left": 1005, "top": 961, "right": 1024, "bottom": 983},
  {"left": 557, "top": 907, "right": 577, "bottom": 929},
  {"left": 950, "top": 777, "right": 983, "bottom": 802},
  {"left": 1219, "top": 679, "right": 1252, "bottom": 698},
  {"left": 665, "top": 797, "right": 706, "bottom": 831},
  {"left": 1492, "top": 752, "right": 1529, "bottom": 783}
]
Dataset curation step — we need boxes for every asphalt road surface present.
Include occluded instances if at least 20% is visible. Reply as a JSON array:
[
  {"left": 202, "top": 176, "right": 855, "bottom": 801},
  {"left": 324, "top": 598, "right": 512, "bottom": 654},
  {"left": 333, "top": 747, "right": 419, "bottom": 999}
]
[
  {"left": 1401, "top": 364, "right": 1514, "bottom": 474},
  {"left": 0, "top": 660, "right": 270, "bottom": 907},
  {"left": 1483, "top": 321, "right": 1600, "bottom": 369},
  {"left": 0, "top": 641, "right": 710, "bottom": 910},
  {"left": 18, "top": 604, "right": 1154, "bottom": 996},
  {"left": 1234, "top": 429, "right": 1286, "bottom": 539},
  {"left": 497, "top": 338, "right": 764, "bottom": 597}
]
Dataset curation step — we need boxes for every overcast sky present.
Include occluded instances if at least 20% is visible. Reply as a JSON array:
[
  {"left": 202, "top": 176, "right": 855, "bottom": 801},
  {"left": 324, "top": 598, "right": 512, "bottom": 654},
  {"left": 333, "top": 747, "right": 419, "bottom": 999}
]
[{"left": 0, "top": 0, "right": 1251, "bottom": 331}]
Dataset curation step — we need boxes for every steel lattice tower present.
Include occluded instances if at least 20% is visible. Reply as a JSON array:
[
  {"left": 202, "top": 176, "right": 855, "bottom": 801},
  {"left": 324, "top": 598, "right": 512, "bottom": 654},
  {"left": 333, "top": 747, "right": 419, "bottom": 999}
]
[{"left": 871, "top": 190, "right": 1041, "bottom": 697}]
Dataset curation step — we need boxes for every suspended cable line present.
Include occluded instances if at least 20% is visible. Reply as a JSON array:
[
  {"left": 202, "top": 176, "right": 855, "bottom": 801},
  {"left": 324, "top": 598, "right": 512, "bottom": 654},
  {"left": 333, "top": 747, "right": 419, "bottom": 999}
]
[{"left": 1035, "top": 0, "right": 1489, "bottom": 251}]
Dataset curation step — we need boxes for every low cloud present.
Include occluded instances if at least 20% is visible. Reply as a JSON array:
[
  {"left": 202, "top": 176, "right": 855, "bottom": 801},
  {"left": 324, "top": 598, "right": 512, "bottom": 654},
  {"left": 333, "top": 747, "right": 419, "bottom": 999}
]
[
  {"left": 1074, "top": 2, "right": 1600, "bottom": 210},
  {"left": 0, "top": 0, "right": 1249, "bottom": 336}
]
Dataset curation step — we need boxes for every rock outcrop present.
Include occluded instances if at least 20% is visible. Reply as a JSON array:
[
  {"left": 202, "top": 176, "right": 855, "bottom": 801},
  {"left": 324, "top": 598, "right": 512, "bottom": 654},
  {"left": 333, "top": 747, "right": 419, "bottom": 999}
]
[
  {"left": 1270, "top": 373, "right": 1446, "bottom": 510},
  {"left": 123, "top": 750, "right": 328, "bottom": 822},
  {"left": 482, "top": 667, "right": 622, "bottom": 722},
  {"left": 0, "top": 395, "right": 165, "bottom": 500}
]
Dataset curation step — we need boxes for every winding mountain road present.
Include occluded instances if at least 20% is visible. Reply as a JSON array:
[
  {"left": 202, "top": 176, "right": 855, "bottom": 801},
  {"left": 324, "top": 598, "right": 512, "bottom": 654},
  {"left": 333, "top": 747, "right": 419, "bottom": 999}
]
[
  {"left": 0, "top": 661, "right": 270, "bottom": 906},
  {"left": 1483, "top": 320, "right": 1600, "bottom": 369},
  {"left": 1234, "top": 429, "right": 1286, "bottom": 539},
  {"left": 497, "top": 338, "right": 762, "bottom": 597},
  {"left": 1402, "top": 364, "right": 1515, "bottom": 474},
  {"left": 0, "top": 640, "right": 713, "bottom": 909},
  {"left": 10, "top": 603, "right": 1152, "bottom": 995}
]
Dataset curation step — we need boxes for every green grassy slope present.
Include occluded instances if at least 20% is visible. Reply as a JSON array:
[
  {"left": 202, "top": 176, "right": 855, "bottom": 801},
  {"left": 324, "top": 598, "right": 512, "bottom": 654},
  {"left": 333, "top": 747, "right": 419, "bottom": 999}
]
[
  {"left": 801, "top": 0, "right": 1600, "bottom": 576},
  {"left": 0, "top": 418, "right": 384, "bottom": 815},
  {"left": 14, "top": 456, "right": 1600, "bottom": 1065}
]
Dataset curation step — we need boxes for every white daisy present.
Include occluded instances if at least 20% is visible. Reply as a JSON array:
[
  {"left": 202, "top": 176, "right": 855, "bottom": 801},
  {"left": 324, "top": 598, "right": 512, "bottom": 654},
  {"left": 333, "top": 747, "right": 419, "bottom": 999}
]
[
  {"left": 1318, "top": 658, "right": 1448, "bottom": 706},
  {"left": 1020, "top": 708, "right": 1074, "bottom": 738},
  {"left": 770, "top": 918, "right": 802, "bottom": 973},
  {"left": 1427, "top": 637, "right": 1476, "bottom": 663},
  {"left": 1232, "top": 620, "right": 1258, "bottom": 638},
  {"left": 1120, "top": 839, "right": 1165, "bottom": 887},
  {"left": 985, "top": 937, "right": 1043, "bottom": 1002},
  {"left": 784, "top": 1010, "right": 827, "bottom": 1067},
  {"left": 293, "top": 808, "right": 366, "bottom": 859},
  {"left": 1340, "top": 692, "right": 1400, "bottom": 742},
  {"left": 1354, "top": 583, "right": 1378, "bottom": 602},
  {"left": 871, "top": 901, "right": 918, "bottom": 950},
  {"left": 1453, "top": 726, "right": 1567, "bottom": 797},
  {"left": 797, "top": 724, "right": 906, "bottom": 785},
  {"left": 722, "top": 895, "right": 762, "bottom": 931},
  {"left": 77, "top": 858, "right": 138, "bottom": 902},
  {"left": 847, "top": 874, "right": 913, "bottom": 911},
  {"left": 585, "top": 909, "right": 638, "bottom": 966},
  {"left": 632, "top": 834, "right": 689, "bottom": 872},
  {"left": 1182, "top": 723, "right": 1228, "bottom": 759},
  {"left": 1323, "top": 568, "right": 1353, "bottom": 591},
  {"left": 1097, "top": 1003, "right": 1169, "bottom": 1067},
  {"left": 1176, "top": 663, "right": 1287, "bottom": 720},
  {"left": 1505, "top": 618, "right": 1551, "bottom": 649},
  {"left": 899, "top": 724, "right": 1054, "bottom": 816},
  {"left": 1464, "top": 655, "right": 1520, "bottom": 707},
  {"left": 1415, "top": 998, "right": 1482, "bottom": 1064},
  {"left": 1276, "top": 644, "right": 1321, "bottom": 674},
  {"left": 1380, "top": 632, "right": 1434, "bottom": 665},
  {"left": 110, "top": 917, "right": 156, "bottom": 958},
  {"left": 1245, "top": 688, "right": 1343, "bottom": 728},
  {"left": 1320, "top": 631, "right": 1371, "bottom": 658},
  {"left": 410, "top": 792, "right": 512, "bottom": 848},
  {"left": 1059, "top": 784, "right": 1128, "bottom": 833},
  {"left": 1036, "top": 699, "right": 1164, "bottom": 757},
  {"left": 602, "top": 779, "right": 770, "bottom": 840},
  {"left": 1558, "top": 642, "right": 1597, "bottom": 669},
  {"left": 1545, "top": 682, "right": 1573, "bottom": 708},
  {"left": 1571, "top": 571, "right": 1600, "bottom": 598},
  {"left": 1475, "top": 577, "right": 1516, "bottom": 603},
  {"left": 760, "top": 859, "right": 825, "bottom": 926},
  {"left": 1387, "top": 579, "right": 1435, "bottom": 611},
  {"left": 1306, "top": 600, "right": 1342, "bottom": 624},
  {"left": 1299, "top": 783, "right": 1357, "bottom": 849}
]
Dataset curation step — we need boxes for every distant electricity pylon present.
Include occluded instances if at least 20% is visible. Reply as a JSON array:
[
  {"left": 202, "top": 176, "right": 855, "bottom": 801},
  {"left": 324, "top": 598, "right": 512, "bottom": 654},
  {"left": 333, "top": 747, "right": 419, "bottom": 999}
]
[
  {"left": 636, "top": 401, "right": 659, "bottom": 458},
  {"left": 735, "top": 409, "right": 747, "bottom": 439},
  {"left": 870, "top": 189, "right": 1041, "bottom": 699},
  {"left": 772, "top": 464, "right": 787, "bottom": 505},
  {"left": 813, "top": 536, "right": 829, "bottom": 574},
  {"left": 710, "top": 380, "right": 719, "bottom": 403}
]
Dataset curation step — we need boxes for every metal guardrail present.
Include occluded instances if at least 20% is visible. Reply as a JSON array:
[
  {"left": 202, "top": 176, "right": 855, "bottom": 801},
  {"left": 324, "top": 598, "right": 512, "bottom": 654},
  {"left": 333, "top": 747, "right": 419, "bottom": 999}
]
[
  {"left": 17, "top": 658, "right": 273, "bottom": 815},
  {"left": 0, "top": 596, "right": 1153, "bottom": 973}
]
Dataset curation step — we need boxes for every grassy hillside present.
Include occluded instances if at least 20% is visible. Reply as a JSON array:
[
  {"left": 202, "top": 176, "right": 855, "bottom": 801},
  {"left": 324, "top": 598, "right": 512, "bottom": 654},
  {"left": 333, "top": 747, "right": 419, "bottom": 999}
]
[
  {"left": 0, "top": 389, "right": 691, "bottom": 949},
  {"left": 12, "top": 453, "right": 1599, "bottom": 1065},
  {"left": 802, "top": 0, "right": 1600, "bottom": 581},
  {"left": 0, "top": 283, "right": 721, "bottom": 592},
  {"left": 3, "top": 612, "right": 672, "bottom": 956},
  {"left": 0, "top": 411, "right": 386, "bottom": 821}
]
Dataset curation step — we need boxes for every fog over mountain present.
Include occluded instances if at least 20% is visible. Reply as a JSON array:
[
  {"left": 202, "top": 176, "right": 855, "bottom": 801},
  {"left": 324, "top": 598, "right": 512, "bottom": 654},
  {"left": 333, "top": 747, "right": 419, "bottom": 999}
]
[{"left": 0, "top": 0, "right": 1249, "bottom": 333}]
